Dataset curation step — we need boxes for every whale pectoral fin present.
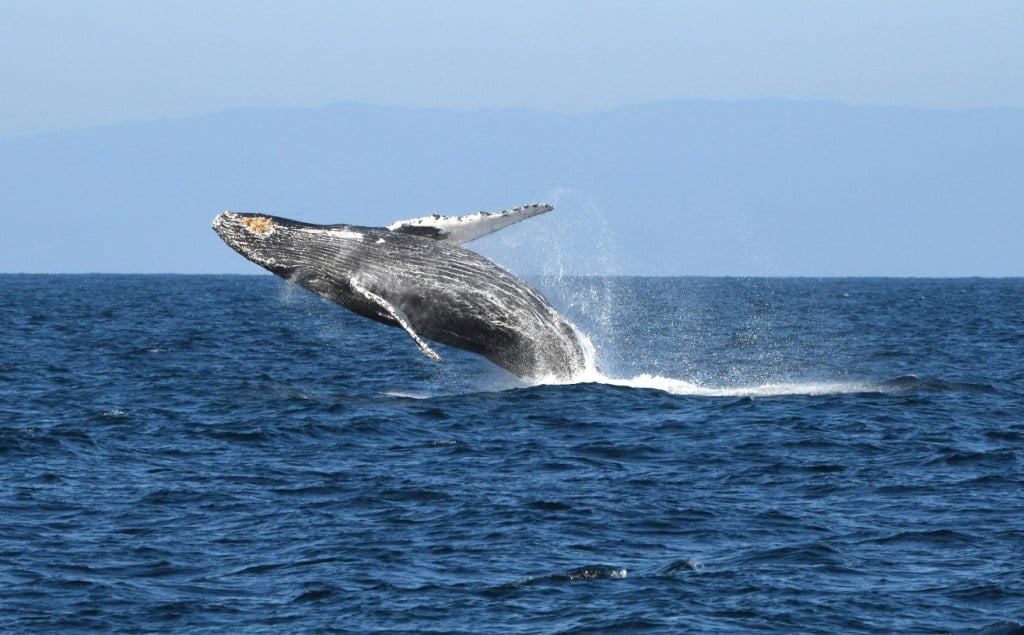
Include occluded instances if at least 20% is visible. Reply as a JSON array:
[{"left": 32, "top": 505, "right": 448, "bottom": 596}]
[
  {"left": 386, "top": 203, "right": 553, "bottom": 245},
  {"left": 351, "top": 281, "right": 442, "bottom": 362}
]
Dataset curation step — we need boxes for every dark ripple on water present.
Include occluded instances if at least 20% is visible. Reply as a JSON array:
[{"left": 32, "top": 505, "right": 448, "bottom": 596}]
[{"left": 1, "top": 275, "right": 1023, "bottom": 633}]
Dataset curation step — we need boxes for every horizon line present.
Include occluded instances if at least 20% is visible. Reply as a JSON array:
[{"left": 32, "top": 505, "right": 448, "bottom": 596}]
[{"left": 5, "top": 97, "right": 1023, "bottom": 143}]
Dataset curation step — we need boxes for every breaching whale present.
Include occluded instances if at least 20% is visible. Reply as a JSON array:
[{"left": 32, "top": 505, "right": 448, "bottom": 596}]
[{"left": 211, "top": 204, "right": 588, "bottom": 379}]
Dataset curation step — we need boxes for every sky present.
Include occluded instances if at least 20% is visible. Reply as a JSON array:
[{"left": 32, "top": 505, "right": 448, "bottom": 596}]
[
  {"left": 3, "top": 1, "right": 1024, "bottom": 139},
  {"left": 1, "top": 1, "right": 1022, "bottom": 276}
]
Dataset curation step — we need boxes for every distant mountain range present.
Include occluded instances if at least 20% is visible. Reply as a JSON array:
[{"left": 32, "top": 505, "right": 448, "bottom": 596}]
[{"left": 1, "top": 101, "right": 1021, "bottom": 275}]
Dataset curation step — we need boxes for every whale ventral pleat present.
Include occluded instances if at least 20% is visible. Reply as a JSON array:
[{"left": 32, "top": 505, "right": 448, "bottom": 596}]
[{"left": 241, "top": 216, "right": 274, "bottom": 234}]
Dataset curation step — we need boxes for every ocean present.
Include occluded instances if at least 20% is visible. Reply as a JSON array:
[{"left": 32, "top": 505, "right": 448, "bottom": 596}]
[{"left": 2, "top": 274, "right": 1022, "bottom": 633}]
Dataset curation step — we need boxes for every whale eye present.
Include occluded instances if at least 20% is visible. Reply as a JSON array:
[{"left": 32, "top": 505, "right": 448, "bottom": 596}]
[{"left": 241, "top": 216, "right": 274, "bottom": 234}]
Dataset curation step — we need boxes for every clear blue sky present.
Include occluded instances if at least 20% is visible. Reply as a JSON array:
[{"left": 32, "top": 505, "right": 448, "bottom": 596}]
[
  {"left": 3, "top": 1, "right": 1023, "bottom": 139},
  {"left": 1, "top": 1, "right": 1022, "bottom": 276}
]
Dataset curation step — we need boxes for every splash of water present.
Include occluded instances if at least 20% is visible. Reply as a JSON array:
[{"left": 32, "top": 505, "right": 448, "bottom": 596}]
[
  {"left": 581, "top": 373, "right": 881, "bottom": 397},
  {"left": 495, "top": 193, "right": 885, "bottom": 398},
  {"left": 528, "top": 327, "right": 879, "bottom": 397}
]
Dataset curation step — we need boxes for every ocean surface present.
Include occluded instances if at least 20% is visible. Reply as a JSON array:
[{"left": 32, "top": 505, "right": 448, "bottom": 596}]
[{"left": 2, "top": 274, "right": 1022, "bottom": 633}]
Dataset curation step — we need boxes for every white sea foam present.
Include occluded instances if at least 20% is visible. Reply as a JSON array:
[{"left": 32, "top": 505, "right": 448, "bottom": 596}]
[
  {"left": 589, "top": 373, "right": 879, "bottom": 397},
  {"left": 526, "top": 331, "right": 882, "bottom": 397},
  {"left": 382, "top": 390, "right": 433, "bottom": 400},
  {"left": 528, "top": 317, "right": 883, "bottom": 397}
]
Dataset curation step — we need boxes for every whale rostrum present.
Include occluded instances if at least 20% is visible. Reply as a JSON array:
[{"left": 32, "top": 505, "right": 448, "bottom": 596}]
[{"left": 212, "top": 204, "right": 588, "bottom": 379}]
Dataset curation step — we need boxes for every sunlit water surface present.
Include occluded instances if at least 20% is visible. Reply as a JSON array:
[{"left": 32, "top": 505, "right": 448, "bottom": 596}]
[{"left": 2, "top": 275, "right": 1022, "bottom": 633}]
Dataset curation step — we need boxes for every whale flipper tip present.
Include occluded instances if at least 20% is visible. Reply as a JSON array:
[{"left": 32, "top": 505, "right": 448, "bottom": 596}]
[{"left": 388, "top": 203, "right": 553, "bottom": 245}]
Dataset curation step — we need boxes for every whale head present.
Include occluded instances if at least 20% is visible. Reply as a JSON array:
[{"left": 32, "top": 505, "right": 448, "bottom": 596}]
[{"left": 212, "top": 211, "right": 364, "bottom": 280}]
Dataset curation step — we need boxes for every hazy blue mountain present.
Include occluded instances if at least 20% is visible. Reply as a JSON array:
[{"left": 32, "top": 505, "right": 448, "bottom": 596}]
[{"left": 1, "top": 101, "right": 1021, "bottom": 275}]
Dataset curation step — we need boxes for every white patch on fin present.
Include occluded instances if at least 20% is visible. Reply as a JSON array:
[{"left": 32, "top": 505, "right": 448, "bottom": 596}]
[
  {"left": 351, "top": 281, "right": 442, "bottom": 362},
  {"left": 386, "top": 203, "right": 553, "bottom": 245}
]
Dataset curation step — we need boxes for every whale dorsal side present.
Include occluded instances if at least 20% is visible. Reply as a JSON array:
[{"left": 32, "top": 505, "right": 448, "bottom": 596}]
[{"left": 386, "top": 203, "right": 553, "bottom": 245}]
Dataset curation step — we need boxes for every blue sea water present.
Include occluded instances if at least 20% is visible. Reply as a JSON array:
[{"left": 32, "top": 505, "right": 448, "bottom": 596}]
[{"left": 1, "top": 274, "right": 1022, "bottom": 633}]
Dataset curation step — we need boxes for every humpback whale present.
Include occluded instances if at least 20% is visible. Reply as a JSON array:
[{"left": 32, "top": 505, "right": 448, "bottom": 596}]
[{"left": 212, "top": 204, "right": 588, "bottom": 379}]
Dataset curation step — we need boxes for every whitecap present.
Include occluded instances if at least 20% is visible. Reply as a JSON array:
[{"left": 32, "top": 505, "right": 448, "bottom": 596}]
[
  {"left": 527, "top": 364, "right": 882, "bottom": 398},
  {"left": 381, "top": 390, "right": 432, "bottom": 400}
]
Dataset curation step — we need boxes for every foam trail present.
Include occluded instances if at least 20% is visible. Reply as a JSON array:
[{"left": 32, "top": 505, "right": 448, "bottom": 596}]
[
  {"left": 524, "top": 329, "right": 882, "bottom": 397},
  {"left": 553, "top": 366, "right": 883, "bottom": 397},
  {"left": 588, "top": 373, "right": 879, "bottom": 397}
]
